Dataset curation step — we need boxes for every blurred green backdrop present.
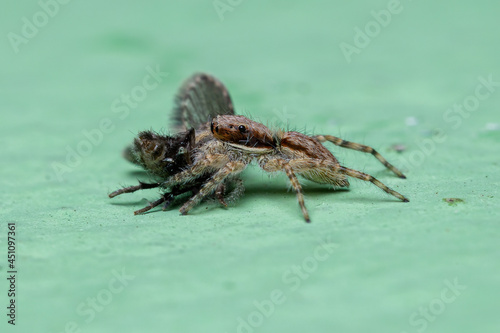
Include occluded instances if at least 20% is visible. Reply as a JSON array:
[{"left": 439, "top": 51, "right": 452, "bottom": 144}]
[{"left": 1, "top": 1, "right": 499, "bottom": 332}]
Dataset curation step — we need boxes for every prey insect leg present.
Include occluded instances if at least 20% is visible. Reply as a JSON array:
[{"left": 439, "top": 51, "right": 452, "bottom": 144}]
[
  {"left": 134, "top": 193, "right": 173, "bottom": 215},
  {"left": 314, "top": 135, "right": 406, "bottom": 179},
  {"left": 133, "top": 181, "right": 206, "bottom": 215},
  {"left": 109, "top": 181, "right": 160, "bottom": 198}
]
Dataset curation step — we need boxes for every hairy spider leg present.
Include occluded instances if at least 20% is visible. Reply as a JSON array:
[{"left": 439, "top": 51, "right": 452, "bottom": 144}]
[
  {"left": 210, "top": 178, "right": 246, "bottom": 207},
  {"left": 215, "top": 182, "right": 227, "bottom": 207},
  {"left": 339, "top": 166, "right": 409, "bottom": 201},
  {"left": 222, "top": 178, "right": 246, "bottom": 205},
  {"left": 283, "top": 164, "right": 310, "bottom": 222},
  {"left": 177, "top": 161, "right": 247, "bottom": 215},
  {"left": 314, "top": 135, "right": 406, "bottom": 179},
  {"left": 260, "top": 159, "right": 311, "bottom": 223},
  {"left": 284, "top": 158, "right": 409, "bottom": 202}
]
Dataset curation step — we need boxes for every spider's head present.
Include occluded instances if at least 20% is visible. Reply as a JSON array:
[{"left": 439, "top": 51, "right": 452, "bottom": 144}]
[{"left": 211, "top": 115, "right": 276, "bottom": 150}]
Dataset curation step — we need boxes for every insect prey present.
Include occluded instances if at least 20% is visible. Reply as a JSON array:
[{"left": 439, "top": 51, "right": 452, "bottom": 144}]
[{"left": 109, "top": 73, "right": 244, "bottom": 214}]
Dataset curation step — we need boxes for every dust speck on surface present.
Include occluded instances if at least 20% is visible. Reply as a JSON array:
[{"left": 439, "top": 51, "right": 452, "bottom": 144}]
[
  {"left": 443, "top": 198, "right": 465, "bottom": 206},
  {"left": 389, "top": 144, "right": 407, "bottom": 153}
]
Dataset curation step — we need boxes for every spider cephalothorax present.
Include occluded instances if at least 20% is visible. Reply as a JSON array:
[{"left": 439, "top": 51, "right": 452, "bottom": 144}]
[{"left": 211, "top": 115, "right": 277, "bottom": 150}]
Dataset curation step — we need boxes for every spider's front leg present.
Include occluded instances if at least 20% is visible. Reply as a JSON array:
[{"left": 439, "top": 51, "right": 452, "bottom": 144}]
[
  {"left": 161, "top": 152, "right": 229, "bottom": 188},
  {"left": 178, "top": 161, "right": 247, "bottom": 215},
  {"left": 313, "top": 134, "right": 407, "bottom": 179},
  {"left": 261, "top": 158, "right": 311, "bottom": 223}
]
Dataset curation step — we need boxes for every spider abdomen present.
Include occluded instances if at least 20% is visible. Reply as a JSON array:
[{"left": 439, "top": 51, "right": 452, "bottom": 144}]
[{"left": 280, "top": 131, "right": 338, "bottom": 161}]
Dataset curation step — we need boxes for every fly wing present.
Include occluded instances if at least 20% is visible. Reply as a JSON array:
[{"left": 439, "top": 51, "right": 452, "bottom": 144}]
[{"left": 171, "top": 73, "right": 235, "bottom": 131}]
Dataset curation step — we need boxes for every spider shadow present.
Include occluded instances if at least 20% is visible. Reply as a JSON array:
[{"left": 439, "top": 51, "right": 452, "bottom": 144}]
[
  {"left": 242, "top": 180, "right": 350, "bottom": 198},
  {"left": 242, "top": 172, "right": 407, "bottom": 204}
]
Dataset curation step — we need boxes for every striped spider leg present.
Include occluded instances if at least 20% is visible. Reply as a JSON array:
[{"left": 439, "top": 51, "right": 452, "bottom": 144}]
[{"left": 313, "top": 134, "right": 406, "bottom": 179}]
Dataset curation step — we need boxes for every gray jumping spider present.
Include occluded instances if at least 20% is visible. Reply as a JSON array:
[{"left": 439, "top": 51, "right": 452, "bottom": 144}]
[
  {"left": 111, "top": 74, "right": 409, "bottom": 222},
  {"left": 160, "top": 115, "right": 409, "bottom": 222}
]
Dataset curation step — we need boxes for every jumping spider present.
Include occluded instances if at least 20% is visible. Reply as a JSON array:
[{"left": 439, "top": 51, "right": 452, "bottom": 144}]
[
  {"left": 160, "top": 115, "right": 409, "bottom": 222},
  {"left": 109, "top": 73, "right": 243, "bottom": 214},
  {"left": 110, "top": 74, "right": 409, "bottom": 222}
]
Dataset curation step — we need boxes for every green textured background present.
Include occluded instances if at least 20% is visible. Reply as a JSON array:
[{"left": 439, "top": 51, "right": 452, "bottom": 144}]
[{"left": 1, "top": 1, "right": 499, "bottom": 332}]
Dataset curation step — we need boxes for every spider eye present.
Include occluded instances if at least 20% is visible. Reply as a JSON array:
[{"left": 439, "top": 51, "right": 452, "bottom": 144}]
[{"left": 238, "top": 125, "right": 246, "bottom": 133}]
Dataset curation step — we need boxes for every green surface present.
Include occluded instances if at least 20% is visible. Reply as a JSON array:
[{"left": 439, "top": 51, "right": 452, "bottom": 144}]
[{"left": 1, "top": 1, "right": 499, "bottom": 332}]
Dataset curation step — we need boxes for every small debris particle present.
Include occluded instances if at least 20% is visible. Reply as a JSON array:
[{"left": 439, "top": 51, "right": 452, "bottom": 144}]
[
  {"left": 390, "top": 144, "right": 407, "bottom": 153},
  {"left": 443, "top": 198, "right": 465, "bottom": 206}
]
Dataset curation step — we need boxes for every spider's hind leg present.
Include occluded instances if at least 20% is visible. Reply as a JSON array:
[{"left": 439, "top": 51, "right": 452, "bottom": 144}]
[
  {"left": 339, "top": 166, "right": 409, "bottom": 202},
  {"left": 314, "top": 134, "right": 406, "bottom": 179}
]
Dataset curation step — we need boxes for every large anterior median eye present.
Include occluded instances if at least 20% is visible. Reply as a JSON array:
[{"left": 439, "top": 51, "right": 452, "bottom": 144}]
[{"left": 238, "top": 125, "right": 246, "bottom": 133}]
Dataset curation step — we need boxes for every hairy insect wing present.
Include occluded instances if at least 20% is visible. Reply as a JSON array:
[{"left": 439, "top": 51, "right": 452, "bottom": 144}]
[{"left": 171, "top": 73, "right": 235, "bottom": 132}]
